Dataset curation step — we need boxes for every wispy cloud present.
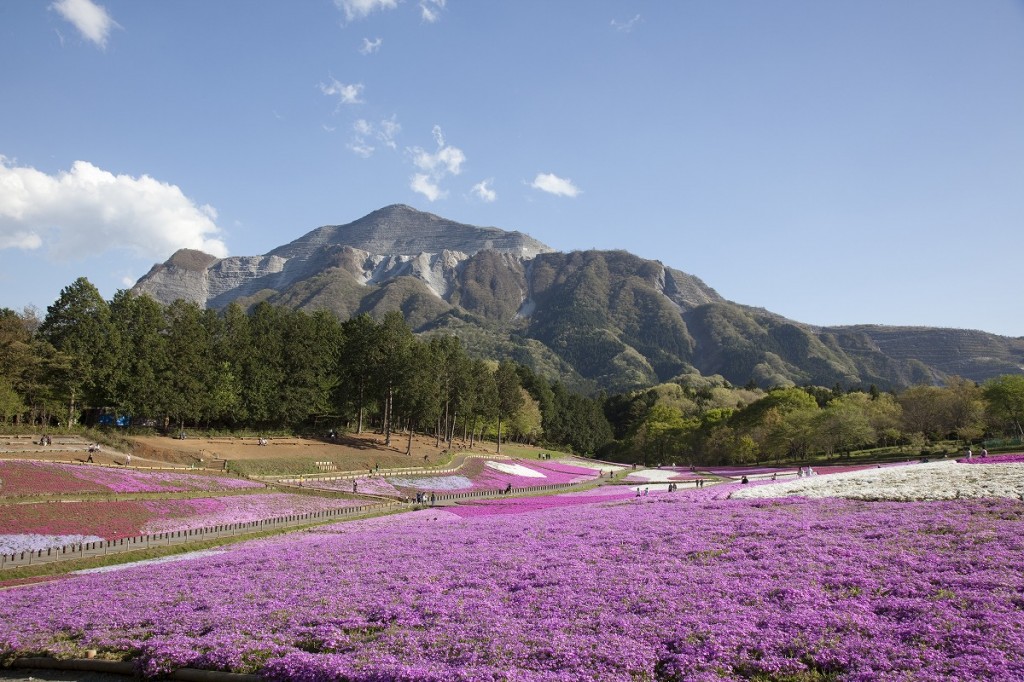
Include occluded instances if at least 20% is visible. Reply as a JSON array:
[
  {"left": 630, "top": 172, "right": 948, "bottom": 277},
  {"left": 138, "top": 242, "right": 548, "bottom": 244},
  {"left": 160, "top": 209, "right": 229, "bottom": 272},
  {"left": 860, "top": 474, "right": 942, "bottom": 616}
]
[
  {"left": 359, "top": 37, "right": 383, "bottom": 54},
  {"left": 320, "top": 78, "right": 365, "bottom": 107},
  {"left": 348, "top": 115, "right": 401, "bottom": 157},
  {"left": 419, "top": 0, "right": 446, "bottom": 23},
  {"left": 411, "top": 174, "right": 443, "bottom": 202},
  {"left": 471, "top": 179, "right": 497, "bottom": 203},
  {"left": 335, "top": 0, "right": 398, "bottom": 23},
  {"left": 51, "top": 0, "right": 119, "bottom": 49},
  {"left": 530, "top": 173, "right": 581, "bottom": 198},
  {"left": 611, "top": 14, "right": 642, "bottom": 33},
  {"left": 407, "top": 125, "right": 465, "bottom": 201},
  {"left": 0, "top": 157, "right": 227, "bottom": 259}
]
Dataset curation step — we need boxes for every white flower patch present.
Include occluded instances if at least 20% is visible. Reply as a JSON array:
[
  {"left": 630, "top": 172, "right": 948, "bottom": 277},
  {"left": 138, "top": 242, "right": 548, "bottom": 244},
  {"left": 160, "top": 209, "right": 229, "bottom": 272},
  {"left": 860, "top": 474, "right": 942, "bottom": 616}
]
[
  {"left": 390, "top": 475, "right": 475, "bottom": 490},
  {"left": 627, "top": 469, "right": 679, "bottom": 482},
  {"left": 72, "top": 550, "right": 227, "bottom": 574},
  {"left": 732, "top": 460, "right": 1024, "bottom": 502},
  {"left": 560, "top": 459, "right": 627, "bottom": 472},
  {"left": 0, "top": 533, "right": 105, "bottom": 555},
  {"left": 485, "top": 461, "right": 546, "bottom": 478}
]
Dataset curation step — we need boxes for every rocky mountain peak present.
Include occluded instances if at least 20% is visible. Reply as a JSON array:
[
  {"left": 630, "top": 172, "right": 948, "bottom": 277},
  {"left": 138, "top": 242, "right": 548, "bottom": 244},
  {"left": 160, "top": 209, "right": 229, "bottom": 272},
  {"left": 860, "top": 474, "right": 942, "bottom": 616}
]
[{"left": 269, "top": 204, "right": 554, "bottom": 261}]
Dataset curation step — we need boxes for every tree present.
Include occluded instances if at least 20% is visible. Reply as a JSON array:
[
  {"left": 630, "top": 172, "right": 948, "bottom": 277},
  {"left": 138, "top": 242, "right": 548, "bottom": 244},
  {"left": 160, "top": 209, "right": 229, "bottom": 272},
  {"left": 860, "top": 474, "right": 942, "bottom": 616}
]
[
  {"left": 0, "top": 377, "right": 25, "bottom": 424},
  {"left": 944, "top": 377, "right": 985, "bottom": 444},
  {"left": 494, "top": 360, "right": 524, "bottom": 454},
  {"left": 338, "top": 314, "right": 379, "bottom": 434},
  {"left": 507, "top": 389, "right": 543, "bottom": 444},
  {"left": 277, "top": 310, "right": 342, "bottom": 426},
  {"left": 467, "top": 359, "right": 497, "bottom": 447},
  {"left": 164, "top": 300, "right": 215, "bottom": 430},
  {"left": 633, "top": 403, "right": 685, "bottom": 466},
  {"left": 897, "top": 385, "right": 948, "bottom": 441},
  {"left": 367, "top": 311, "right": 415, "bottom": 446},
  {"left": 213, "top": 303, "right": 252, "bottom": 425},
  {"left": 108, "top": 291, "right": 168, "bottom": 421},
  {"left": 242, "top": 303, "right": 286, "bottom": 426},
  {"left": 0, "top": 308, "right": 37, "bottom": 423},
  {"left": 37, "top": 277, "right": 113, "bottom": 421},
  {"left": 983, "top": 374, "right": 1024, "bottom": 439},
  {"left": 813, "top": 393, "right": 876, "bottom": 458}
]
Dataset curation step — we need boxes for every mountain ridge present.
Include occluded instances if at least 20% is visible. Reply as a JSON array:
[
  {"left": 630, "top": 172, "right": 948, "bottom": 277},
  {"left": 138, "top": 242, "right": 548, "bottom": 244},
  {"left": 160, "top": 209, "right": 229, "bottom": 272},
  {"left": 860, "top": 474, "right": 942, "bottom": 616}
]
[{"left": 133, "top": 205, "right": 1024, "bottom": 392}]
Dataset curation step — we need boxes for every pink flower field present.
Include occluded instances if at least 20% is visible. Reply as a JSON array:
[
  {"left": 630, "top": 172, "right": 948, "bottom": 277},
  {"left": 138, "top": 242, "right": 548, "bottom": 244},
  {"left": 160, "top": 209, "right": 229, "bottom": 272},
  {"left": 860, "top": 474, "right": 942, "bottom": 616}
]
[
  {"left": 3, "top": 487, "right": 1022, "bottom": 680},
  {"left": 959, "top": 452, "right": 1024, "bottom": 465},
  {"left": 0, "top": 461, "right": 264, "bottom": 497},
  {"left": 0, "top": 493, "right": 367, "bottom": 554}
]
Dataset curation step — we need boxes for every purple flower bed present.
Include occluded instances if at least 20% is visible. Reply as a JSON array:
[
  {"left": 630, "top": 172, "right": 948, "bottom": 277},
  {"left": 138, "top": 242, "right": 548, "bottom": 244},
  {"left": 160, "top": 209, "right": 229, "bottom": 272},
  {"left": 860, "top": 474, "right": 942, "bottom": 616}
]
[
  {"left": 959, "top": 453, "right": 1024, "bottom": 465},
  {"left": 2, "top": 492, "right": 1023, "bottom": 680},
  {"left": 0, "top": 461, "right": 263, "bottom": 497},
  {"left": 447, "top": 492, "right": 637, "bottom": 517}
]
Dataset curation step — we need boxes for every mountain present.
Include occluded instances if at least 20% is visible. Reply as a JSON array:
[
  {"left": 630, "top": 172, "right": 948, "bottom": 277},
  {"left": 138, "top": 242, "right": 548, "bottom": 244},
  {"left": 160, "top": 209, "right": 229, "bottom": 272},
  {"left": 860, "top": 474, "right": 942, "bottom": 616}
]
[{"left": 133, "top": 205, "right": 1024, "bottom": 392}]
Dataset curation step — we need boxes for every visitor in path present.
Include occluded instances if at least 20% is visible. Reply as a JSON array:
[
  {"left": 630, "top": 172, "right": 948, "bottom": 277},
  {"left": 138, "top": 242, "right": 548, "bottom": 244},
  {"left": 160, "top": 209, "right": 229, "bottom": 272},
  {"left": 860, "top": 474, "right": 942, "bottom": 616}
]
[
  {"left": 966, "top": 448, "right": 973, "bottom": 460},
  {"left": 982, "top": 448, "right": 988, "bottom": 458},
  {"left": 352, "top": 480, "right": 357, "bottom": 493},
  {"left": 771, "top": 472, "right": 777, "bottom": 481},
  {"left": 505, "top": 483, "right": 512, "bottom": 494},
  {"left": 741, "top": 475, "right": 749, "bottom": 484},
  {"left": 125, "top": 454, "right": 131, "bottom": 467}
]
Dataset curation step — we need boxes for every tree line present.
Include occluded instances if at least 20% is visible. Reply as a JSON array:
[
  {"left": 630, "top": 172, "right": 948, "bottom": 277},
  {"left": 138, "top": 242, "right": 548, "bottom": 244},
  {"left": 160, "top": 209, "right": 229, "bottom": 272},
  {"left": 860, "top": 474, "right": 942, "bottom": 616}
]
[
  {"left": 2, "top": 277, "right": 1023, "bottom": 463},
  {"left": 0, "top": 278, "right": 612, "bottom": 454},
  {"left": 602, "top": 373, "right": 1024, "bottom": 466}
]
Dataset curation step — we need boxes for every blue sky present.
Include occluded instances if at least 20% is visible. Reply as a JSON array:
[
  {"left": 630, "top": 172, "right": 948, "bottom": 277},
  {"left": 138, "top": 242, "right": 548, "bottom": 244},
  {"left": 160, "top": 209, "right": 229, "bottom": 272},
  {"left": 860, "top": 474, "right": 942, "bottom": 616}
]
[{"left": 2, "top": 1, "right": 1023, "bottom": 337}]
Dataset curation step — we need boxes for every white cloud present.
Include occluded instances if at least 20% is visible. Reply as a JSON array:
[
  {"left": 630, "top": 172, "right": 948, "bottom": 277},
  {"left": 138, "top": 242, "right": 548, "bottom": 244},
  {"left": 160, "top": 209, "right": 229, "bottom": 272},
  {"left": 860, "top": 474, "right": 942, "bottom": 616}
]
[
  {"left": 360, "top": 37, "right": 383, "bottom": 54},
  {"left": 378, "top": 116, "right": 400, "bottom": 149},
  {"left": 51, "top": 0, "right": 119, "bottom": 48},
  {"left": 411, "top": 126, "right": 465, "bottom": 175},
  {"left": 0, "top": 157, "right": 228, "bottom": 260},
  {"left": 531, "top": 173, "right": 581, "bottom": 198},
  {"left": 348, "top": 142, "right": 375, "bottom": 158},
  {"left": 348, "top": 116, "right": 401, "bottom": 158},
  {"left": 319, "top": 78, "right": 364, "bottom": 106},
  {"left": 335, "top": 0, "right": 399, "bottom": 22},
  {"left": 471, "top": 179, "right": 497, "bottom": 203},
  {"left": 419, "top": 0, "right": 446, "bottom": 23},
  {"left": 611, "top": 14, "right": 642, "bottom": 33},
  {"left": 410, "top": 173, "right": 444, "bottom": 202},
  {"left": 407, "top": 125, "right": 465, "bottom": 202},
  {"left": 0, "top": 230, "right": 43, "bottom": 251}
]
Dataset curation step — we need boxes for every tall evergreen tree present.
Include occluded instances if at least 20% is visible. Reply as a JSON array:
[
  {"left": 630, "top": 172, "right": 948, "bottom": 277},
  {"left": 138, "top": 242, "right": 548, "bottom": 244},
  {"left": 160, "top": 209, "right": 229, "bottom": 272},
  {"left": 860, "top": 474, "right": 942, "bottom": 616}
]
[{"left": 37, "top": 277, "right": 113, "bottom": 423}]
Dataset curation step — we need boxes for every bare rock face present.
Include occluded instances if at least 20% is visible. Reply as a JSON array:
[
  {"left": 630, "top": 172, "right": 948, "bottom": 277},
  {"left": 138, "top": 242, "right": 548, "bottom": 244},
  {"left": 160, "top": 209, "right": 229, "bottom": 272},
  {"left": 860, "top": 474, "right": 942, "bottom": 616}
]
[{"left": 133, "top": 204, "right": 554, "bottom": 308}]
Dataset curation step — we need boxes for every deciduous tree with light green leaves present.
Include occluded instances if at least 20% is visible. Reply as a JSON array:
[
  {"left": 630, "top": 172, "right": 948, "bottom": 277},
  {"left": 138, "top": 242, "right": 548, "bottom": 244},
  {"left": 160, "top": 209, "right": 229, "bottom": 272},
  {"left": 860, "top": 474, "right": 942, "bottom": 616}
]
[{"left": 983, "top": 374, "right": 1024, "bottom": 439}]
